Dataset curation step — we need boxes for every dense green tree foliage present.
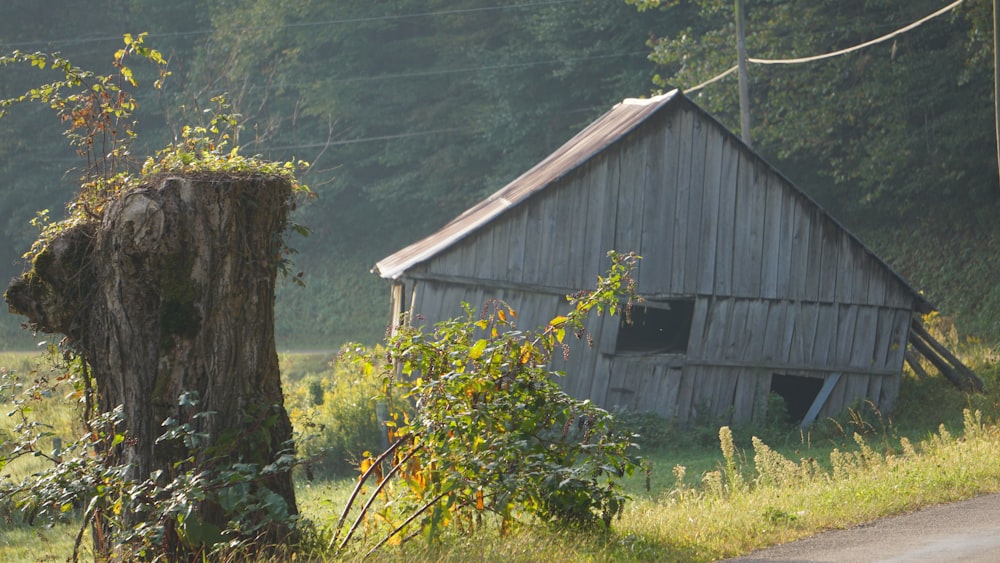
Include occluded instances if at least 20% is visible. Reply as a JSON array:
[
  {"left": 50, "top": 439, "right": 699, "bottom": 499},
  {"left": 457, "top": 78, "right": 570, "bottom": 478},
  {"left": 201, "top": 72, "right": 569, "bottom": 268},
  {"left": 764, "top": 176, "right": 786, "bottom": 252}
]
[
  {"left": 630, "top": 0, "right": 996, "bottom": 218},
  {"left": 627, "top": 0, "right": 1000, "bottom": 336},
  {"left": 1, "top": 0, "right": 998, "bottom": 346},
  {"left": 0, "top": 0, "right": 672, "bottom": 347}
]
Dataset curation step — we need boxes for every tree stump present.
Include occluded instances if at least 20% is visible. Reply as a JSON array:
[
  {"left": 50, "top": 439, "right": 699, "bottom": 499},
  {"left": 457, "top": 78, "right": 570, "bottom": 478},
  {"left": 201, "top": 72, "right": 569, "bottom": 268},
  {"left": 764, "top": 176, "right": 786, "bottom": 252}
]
[{"left": 5, "top": 174, "right": 298, "bottom": 550}]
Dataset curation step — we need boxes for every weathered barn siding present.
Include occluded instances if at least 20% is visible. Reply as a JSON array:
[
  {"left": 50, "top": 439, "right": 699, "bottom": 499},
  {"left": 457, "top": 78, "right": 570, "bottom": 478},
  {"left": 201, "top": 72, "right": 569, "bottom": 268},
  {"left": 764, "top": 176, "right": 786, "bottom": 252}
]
[{"left": 379, "top": 91, "right": 926, "bottom": 425}]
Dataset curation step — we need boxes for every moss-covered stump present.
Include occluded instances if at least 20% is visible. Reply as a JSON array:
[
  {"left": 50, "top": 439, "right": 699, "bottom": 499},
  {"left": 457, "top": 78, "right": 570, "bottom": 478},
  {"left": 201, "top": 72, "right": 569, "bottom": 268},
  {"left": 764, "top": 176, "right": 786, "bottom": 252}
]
[{"left": 5, "top": 174, "right": 298, "bottom": 550}]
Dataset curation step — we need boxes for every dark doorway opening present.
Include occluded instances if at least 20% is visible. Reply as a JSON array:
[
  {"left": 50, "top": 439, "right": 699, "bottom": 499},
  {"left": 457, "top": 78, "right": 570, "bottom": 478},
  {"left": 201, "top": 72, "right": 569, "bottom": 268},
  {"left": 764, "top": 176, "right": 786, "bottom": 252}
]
[
  {"left": 769, "top": 374, "right": 824, "bottom": 424},
  {"left": 615, "top": 300, "right": 695, "bottom": 354}
]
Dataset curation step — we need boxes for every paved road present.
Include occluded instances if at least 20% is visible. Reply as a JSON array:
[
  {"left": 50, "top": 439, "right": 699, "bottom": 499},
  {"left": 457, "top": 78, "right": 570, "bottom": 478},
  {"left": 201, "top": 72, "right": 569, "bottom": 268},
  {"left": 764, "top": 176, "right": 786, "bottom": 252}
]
[{"left": 728, "top": 493, "right": 1000, "bottom": 562}]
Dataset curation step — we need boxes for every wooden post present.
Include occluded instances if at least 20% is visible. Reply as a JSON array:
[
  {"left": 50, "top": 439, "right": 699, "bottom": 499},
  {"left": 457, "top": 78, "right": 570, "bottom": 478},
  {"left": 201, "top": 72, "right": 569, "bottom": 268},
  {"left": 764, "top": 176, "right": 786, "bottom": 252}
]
[
  {"left": 735, "top": 0, "right": 752, "bottom": 147},
  {"left": 994, "top": 0, "right": 1000, "bottom": 190}
]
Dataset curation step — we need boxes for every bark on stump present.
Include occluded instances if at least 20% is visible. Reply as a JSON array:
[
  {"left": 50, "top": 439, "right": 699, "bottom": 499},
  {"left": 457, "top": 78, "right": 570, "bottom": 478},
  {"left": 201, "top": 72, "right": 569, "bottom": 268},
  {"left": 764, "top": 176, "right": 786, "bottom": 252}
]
[{"left": 5, "top": 174, "right": 298, "bottom": 551}]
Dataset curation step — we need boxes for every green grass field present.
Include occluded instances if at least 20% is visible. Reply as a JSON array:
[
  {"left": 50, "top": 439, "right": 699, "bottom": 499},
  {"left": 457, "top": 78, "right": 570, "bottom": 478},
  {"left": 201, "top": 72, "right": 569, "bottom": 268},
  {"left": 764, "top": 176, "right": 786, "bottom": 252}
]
[{"left": 1, "top": 341, "right": 999, "bottom": 561}]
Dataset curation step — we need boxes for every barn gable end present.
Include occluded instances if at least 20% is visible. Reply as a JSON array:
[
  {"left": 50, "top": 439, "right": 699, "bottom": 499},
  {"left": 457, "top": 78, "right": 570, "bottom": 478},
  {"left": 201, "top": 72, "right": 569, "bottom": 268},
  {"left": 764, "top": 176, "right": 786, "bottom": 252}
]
[{"left": 374, "top": 90, "right": 932, "bottom": 426}]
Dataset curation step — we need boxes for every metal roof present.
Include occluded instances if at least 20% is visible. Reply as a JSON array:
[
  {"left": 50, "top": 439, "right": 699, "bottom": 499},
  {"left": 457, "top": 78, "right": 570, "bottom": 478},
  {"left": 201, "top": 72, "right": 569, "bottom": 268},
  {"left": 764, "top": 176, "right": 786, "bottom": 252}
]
[
  {"left": 371, "top": 89, "right": 931, "bottom": 313},
  {"left": 373, "top": 90, "right": 680, "bottom": 280}
]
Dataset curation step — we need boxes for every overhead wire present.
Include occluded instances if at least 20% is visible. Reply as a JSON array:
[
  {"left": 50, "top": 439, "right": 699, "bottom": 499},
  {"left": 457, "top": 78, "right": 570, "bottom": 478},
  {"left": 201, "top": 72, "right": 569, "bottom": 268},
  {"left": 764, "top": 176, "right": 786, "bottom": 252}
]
[
  {"left": 5, "top": 1, "right": 966, "bottom": 157},
  {"left": 748, "top": 0, "right": 964, "bottom": 65},
  {"left": 1, "top": 0, "right": 579, "bottom": 50},
  {"left": 686, "top": 0, "right": 965, "bottom": 93},
  {"left": 1, "top": 0, "right": 638, "bottom": 157}
]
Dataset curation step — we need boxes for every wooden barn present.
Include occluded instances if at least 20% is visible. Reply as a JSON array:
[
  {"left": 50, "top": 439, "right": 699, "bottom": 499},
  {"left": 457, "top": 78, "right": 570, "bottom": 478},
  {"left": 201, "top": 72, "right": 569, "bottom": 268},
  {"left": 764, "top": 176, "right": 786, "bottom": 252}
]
[{"left": 373, "top": 90, "right": 971, "bottom": 427}]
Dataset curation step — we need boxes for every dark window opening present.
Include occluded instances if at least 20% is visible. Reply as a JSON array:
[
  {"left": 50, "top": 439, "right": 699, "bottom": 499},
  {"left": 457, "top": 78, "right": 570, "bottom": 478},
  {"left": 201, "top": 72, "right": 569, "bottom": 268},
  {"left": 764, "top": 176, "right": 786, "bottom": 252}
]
[
  {"left": 769, "top": 374, "right": 824, "bottom": 424},
  {"left": 615, "top": 300, "right": 694, "bottom": 354}
]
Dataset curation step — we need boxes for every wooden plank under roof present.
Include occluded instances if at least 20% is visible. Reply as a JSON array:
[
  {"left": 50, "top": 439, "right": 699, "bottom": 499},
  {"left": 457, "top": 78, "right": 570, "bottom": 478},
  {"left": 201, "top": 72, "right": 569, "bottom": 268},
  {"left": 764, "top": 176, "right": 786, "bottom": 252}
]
[
  {"left": 373, "top": 89, "right": 933, "bottom": 318},
  {"left": 372, "top": 91, "right": 681, "bottom": 280}
]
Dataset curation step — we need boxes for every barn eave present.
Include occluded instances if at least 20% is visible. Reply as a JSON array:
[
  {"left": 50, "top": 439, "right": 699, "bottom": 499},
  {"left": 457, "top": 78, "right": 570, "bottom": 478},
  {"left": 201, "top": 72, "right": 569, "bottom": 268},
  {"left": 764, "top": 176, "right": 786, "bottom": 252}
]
[
  {"left": 373, "top": 90, "right": 682, "bottom": 280},
  {"left": 373, "top": 89, "right": 931, "bottom": 315}
]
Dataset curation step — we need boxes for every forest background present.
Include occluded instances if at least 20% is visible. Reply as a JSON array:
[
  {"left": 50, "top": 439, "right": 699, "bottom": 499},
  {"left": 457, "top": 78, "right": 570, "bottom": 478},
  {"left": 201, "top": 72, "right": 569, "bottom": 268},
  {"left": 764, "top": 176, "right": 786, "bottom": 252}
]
[{"left": 0, "top": 0, "right": 997, "bottom": 351}]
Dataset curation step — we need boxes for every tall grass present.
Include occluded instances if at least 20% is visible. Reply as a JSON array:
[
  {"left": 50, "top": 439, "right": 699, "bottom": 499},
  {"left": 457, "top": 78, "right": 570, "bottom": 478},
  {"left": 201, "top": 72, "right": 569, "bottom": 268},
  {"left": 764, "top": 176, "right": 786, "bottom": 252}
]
[
  {"left": 284, "top": 347, "right": 387, "bottom": 476},
  {"left": 0, "top": 351, "right": 84, "bottom": 482},
  {"left": 1, "top": 340, "right": 999, "bottom": 561}
]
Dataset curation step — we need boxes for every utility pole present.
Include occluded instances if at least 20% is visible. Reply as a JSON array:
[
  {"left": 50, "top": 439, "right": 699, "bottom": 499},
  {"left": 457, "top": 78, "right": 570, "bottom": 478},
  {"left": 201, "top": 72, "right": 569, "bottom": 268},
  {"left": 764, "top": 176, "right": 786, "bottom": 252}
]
[
  {"left": 735, "top": 0, "right": 752, "bottom": 147},
  {"left": 994, "top": 0, "right": 1000, "bottom": 191}
]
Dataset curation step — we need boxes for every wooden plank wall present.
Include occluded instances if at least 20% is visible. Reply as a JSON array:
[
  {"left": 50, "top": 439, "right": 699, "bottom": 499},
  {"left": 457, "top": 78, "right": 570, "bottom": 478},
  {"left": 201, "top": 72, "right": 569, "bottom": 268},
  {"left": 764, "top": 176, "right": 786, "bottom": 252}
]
[
  {"left": 689, "top": 297, "right": 911, "bottom": 375},
  {"left": 680, "top": 294, "right": 912, "bottom": 423},
  {"left": 417, "top": 104, "right": 916, "bottom": 312},
  {"left": 396, "top": 100, "right": 919, "bottom": 424},
  {"left": 631, "top": 363, "right": 904, "bottom": 426},
  {"left": 405, "top": 279, "right": 608, "bottom": 401}
]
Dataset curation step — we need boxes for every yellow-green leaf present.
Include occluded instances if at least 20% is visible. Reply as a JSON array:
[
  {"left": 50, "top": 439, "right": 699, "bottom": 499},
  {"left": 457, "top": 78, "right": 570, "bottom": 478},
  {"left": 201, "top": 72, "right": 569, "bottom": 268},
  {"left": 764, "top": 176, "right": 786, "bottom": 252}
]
[
  {"left": 469, "top": 339, "right": 488, "bottom": 359},
  {"left": 550, "top": 315, "right": 569, "bottom": 327},
  {"left": 519, "top": 343, "right": 533, "bottom": 364}
]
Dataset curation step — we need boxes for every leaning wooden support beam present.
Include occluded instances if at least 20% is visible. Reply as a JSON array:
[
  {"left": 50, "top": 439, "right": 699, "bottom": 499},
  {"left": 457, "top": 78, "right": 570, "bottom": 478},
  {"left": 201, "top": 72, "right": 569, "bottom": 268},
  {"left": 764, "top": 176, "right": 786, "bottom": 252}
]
[
  {"left": 908, "top": 328, "right": 967, "bottom": 390},
  {"left": 909, "top": 319, "right": 985, "bottom": 393},
  {"left": 904, "top": 349, "right": 931, "bottom": 380},
  {"left": 912, "top": 320, "right": 985, "bottom": 392},
  {"left": 908, "top": 332, "right": 966, "bottom": 390},
  {"left": 800, "top": 373, "right": 841, "bottom": 430}
]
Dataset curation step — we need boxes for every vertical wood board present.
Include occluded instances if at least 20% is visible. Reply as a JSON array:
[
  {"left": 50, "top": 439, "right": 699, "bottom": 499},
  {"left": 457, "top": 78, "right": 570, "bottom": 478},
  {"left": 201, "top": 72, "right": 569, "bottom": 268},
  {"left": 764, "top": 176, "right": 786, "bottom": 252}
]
[
  {"left": 817, "top": 220, "right": 840, "bottom": 302},
  {"left": 744, "top": 159, "right": 768, "bottom": 297},
  {"left": 704, "top": 297, "right": 735, "bottom": 361},
  {"left": 835, "top": 234, "right": 856, "bottom": 304},
  {"left": 675, "top": 365, "right": 698, "bottom": 423},
  {"left": 549, "top": 181, "right": 575, "bottom": 285},
  {"left": 683, "top": 116, "right": 708, "bottom": 293},
  {"left": 639, "top": 114, "right": 673, "bottom": 291},
  {"left": 760, "top": 170, "right": 784, "bottom": 299},
  {"left": 714, "top": 369, "right": 740, "bottom": 423},
  {"left": 687, "top": 296, "right": 712, "bottom": 359},
  {"left": 849, "top": 306, "right": 878, "bottom": 370},
  {"left": 834, "top": 305, "right": 860, "bottom": 367},
  {"left": 802, "top": 208, "right": 824, "bottom": 301},
  {"left": 504, "top": 205, "right": 528, "bottom": 284},
  {"left": 886, "top": 308, "right": 912, "bottom": 370},
  {"left": 725, "top": 298, "right": 752, "bottom": 362},
  {"left": 731, "top": 152, "right": 755, "bottom": 296},
  {"left": 519, "top": 187, "right": 547, "bottom": 286},
  {"left": 742, "top": 299, "right": 769, "bottom": 361},
  {"left": 731, "top": 368, "right": 757, "bottom": 424},
  {"left": 761, "top": 300, "right": 788, "bottom": 363},
  {"left": 866, "top": 266, "right": 888, "bottom": 308},
  {"left": 697, "top": 124, "right": 725, "bottom": 294},
  {"left": 670, "top": 108, "right": 695, "bottom": 292},
  {"left": 843, "top": 373, "right": 872, "bottom": 411},
  {"left": 880, "top": 374, "right": 901, "bottom": 412},
  {"left": 812, "top": 304, "right": 837, "bottom": 365},
  {"left": 615, "top": 139, "right": 647, "bottom": 284},
  {"left": 774, "top": 184, "right": 796, "bottom": 298},
  {"left": 580, "top": 156, "right": 611, "bottom": 288},
  {"left": 713, "top": 136, "right": 740, "bottom": 296}
]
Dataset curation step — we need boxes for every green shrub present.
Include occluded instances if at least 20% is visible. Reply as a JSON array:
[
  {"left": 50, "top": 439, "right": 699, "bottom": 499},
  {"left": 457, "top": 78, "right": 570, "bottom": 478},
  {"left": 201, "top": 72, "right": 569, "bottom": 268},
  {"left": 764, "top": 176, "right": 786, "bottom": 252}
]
[{"left": 286, "top": 346, "right": 388, "bottom": 476}]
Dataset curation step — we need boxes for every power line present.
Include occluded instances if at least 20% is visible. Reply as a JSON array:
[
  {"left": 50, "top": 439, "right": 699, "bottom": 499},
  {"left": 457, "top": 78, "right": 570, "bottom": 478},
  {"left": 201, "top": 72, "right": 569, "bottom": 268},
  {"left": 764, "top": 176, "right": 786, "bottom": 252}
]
[
  {"left": 686, "top": 0, "right": 965, "bottom": 93},
  {"left": 749, "top": 0, "right": 964, "bottom": 65},
  {"left": 264, "top": 128, "right": 468, "bottom": 152},
  {"left": 1, "top": 0, "right": 579, "bottom": 50},
  {"left": 687, "top": 66, "right": 738, "bottom": 93},
  {"left": 316, "top": 51, "right": 648, "bottom": 85}
]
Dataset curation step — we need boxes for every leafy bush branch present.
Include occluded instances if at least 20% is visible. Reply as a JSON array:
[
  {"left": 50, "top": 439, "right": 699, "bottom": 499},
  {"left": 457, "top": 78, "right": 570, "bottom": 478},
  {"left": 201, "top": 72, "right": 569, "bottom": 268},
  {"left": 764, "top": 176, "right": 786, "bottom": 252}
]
[
  {"left": 0, "top": 364, "right": 302, "bottom": 561},
  {"left": 334, "top": 251, "right": 645, "bottom": 555}
]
